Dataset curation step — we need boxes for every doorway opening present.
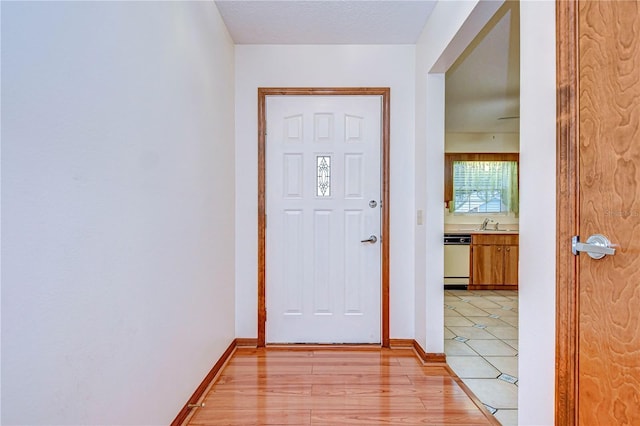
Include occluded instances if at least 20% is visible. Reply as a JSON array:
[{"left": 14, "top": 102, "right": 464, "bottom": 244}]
[{"left": 442, "top": 2, "right": 520, "bottom": 424}]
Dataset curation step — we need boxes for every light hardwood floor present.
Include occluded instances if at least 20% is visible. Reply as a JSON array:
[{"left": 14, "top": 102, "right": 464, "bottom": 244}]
[{"left": 186, "top": 347, "right": 499, "bottom": 425}]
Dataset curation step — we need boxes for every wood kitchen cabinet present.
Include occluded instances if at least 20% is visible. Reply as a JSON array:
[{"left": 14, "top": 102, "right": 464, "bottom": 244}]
[{"left": 469, "top": 233, "right": 518, "bottom": 290}]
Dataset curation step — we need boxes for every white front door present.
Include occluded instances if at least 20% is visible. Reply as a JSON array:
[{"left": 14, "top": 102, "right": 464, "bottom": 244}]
[{"left": 266, "top": 95, "right": 381, "bottom": 344}]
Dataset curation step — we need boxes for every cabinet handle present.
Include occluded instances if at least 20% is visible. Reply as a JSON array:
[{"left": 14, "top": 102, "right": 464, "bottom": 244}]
[
  {"left": 497, "top": 247, "right": 502, "bottom": 251},
  {"left": 506, "top": 247, "right": 510, "bottom": 252}
]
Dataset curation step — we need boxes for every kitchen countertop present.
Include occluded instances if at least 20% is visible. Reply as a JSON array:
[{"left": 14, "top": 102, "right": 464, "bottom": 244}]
[{"left": 444, "top": 224, "right": 519, "bottom": 234}]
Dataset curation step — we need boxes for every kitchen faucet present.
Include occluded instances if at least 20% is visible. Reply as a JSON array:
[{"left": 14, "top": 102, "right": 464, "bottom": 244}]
[{"left": 480, "top": 217, "right": 494, "bottom": 230}]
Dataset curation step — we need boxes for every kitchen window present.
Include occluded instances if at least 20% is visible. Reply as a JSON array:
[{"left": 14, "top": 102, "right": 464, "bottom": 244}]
[{"left": 444, "top": 153, "right": 519, "bottom": 216}]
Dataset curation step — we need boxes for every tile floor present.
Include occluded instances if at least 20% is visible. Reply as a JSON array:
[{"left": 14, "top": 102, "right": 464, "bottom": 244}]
[{"left": 444, "top": 289, "right": 518, "bottom": 426}]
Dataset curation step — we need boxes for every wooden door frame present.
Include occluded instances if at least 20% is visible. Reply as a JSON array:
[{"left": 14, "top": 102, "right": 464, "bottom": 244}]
[
  {"left": 556, "top": 1, "right": 580, "bottom": 424},
  {"left": 257, "top": 87, "right": 391, "bottom": 347}
]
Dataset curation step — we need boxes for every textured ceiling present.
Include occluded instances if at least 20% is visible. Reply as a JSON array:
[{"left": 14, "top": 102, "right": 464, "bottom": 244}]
[{"left": 214, "top": 1, "right": 438, "bottom": 44}]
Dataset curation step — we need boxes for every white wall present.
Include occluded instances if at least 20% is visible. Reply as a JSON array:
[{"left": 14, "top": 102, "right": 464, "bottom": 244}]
[
  {"left": 416, "top": 0, "right": 557, "bottom": 424},
  {"left": 518, "top": 1, "right": 556, "bottom": 424},
  {"left": 445, "top": 132, "right": 519, "bottom": 152},
  {"left": 414, "top": 0, "right": 500, "bottom": 354},
  {"left": 1, "top": 2, "right": 236, "bottom": 424},
  {"left": 235, "top": 45, "right": 416, "bottom": 339}
]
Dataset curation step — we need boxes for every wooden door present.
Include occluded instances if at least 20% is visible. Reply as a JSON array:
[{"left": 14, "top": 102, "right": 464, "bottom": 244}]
[
  {"left": 557, "top": 1, "right": 640, "bottom": 423},
  {"left": 265, "top": 95, "right": 382, "bottom": 344}
]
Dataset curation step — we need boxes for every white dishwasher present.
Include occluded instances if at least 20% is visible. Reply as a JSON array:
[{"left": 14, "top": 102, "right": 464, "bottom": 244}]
[{"left": 444, "top": 233, "right": 471, "bottom": 288}]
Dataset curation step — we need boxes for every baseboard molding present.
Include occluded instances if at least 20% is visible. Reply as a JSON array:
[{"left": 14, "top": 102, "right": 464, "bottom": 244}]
[
  {"left": 235, "top": 337, "right": 258, "bottom": 347},
  {"left": 171, "top": 338, "right": 238, "bottom": 426},
  {"left": 388, "top": 338, "right": 414, "bottom": 348},
  {"left": 423, "top": 352, "right": 447, "bottom": 363},
  {"left": 412, "top": 340, "right": 447, "bottom": 363},
  {"left": 388, "top": 339, "right": 447, "bottom": 363}
]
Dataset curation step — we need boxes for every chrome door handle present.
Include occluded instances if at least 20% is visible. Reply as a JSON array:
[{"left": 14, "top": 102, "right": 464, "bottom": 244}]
[
  {"left": 572, "top": 234, "right": 616, "bottom": 259},
  {"left": 361, "top": 235, "right": 377, "bottom": 244}
]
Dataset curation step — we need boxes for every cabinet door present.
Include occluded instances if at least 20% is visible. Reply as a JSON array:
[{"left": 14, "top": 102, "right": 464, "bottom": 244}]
[
  {"left": 472, "top": 245, "right": 503, "bottom": 285},
  {"left": 503, "top": 244, "right": 519, "bottom": 285}
]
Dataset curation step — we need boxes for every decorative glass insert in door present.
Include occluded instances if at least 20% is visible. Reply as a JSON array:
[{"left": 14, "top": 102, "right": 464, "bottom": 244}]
[{"left": 317, "top": 156, "right": 331, "bottom": 197}]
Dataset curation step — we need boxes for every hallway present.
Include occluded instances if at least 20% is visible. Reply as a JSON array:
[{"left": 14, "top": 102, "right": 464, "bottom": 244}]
[
  {"left": 1, "top": 1, "right": 557, "bottom": 424},
  {"left": 186, "top": 347, "right": 498, "bottom": 425}
]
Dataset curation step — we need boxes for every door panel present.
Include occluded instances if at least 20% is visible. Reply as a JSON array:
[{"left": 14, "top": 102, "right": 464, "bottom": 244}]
[
  {"left": 503, "top": 245, "right": 518, "bottom": 286},
  {"left": 472, "top": 245, "right": 501, "bottom": 285},
  {"left": 265, "top": 96, "right": 381, "bottom": 344},
  {"left": 577, "top": 1, "right": 640, "bottom": 423}
]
